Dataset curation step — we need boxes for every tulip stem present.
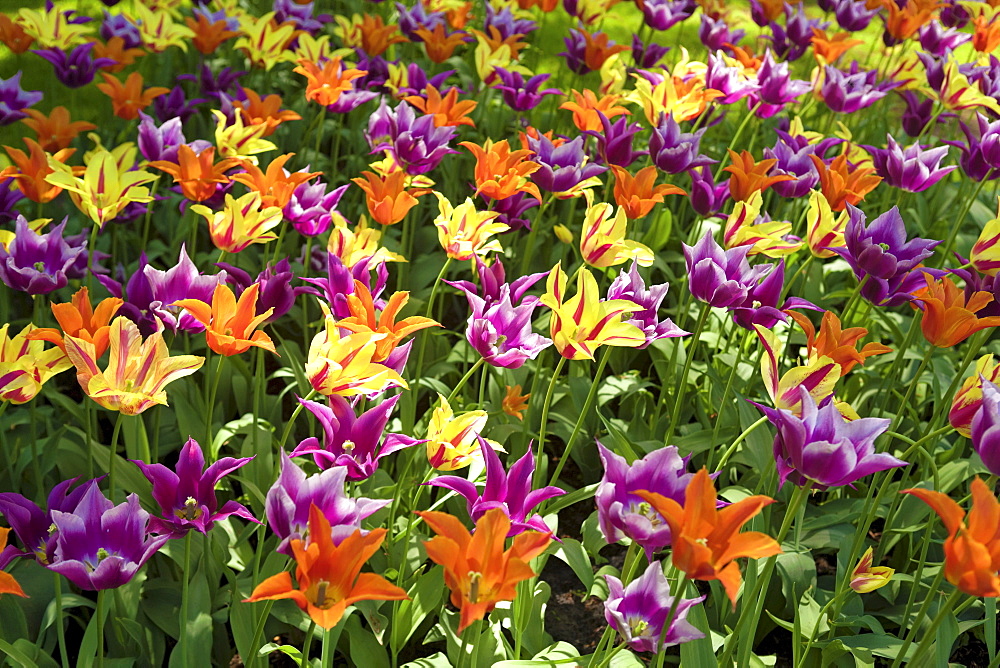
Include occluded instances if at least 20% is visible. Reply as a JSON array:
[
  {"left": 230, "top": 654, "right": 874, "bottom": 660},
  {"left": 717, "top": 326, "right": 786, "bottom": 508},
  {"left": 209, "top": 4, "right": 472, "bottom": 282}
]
[
  {"left": 53, "top": 572, "right": 68, "bottom": 668},
  {"left": 721, "top": 482, "right": 812, "bottom": 667},
  {"left": 665, "top": 303, "right": 711, "bottom": 444},
  {"left": 906, "top": 588, "right": 963, "bottom": 666},
  {"left": 706, "top": 328, "right": 753, "bottom": 471},
  {"left": 321, "top": 625, "right": 334, "bottom": 667},
  {"left": 548, "top": 346, "right": 611, "bottom": 488},
  {"left": 301, "top": 620, "right": 316, "bottom": 668},
  {"left": 989, "top": 597, "right": 998, "bottom": 662},
  {"left": 447, "top": 358, "right": 485, "bottom": 405},
  {"left": 179, "top": 531, "right": 192, "bottom": 667},
  {"left": 205, "top": 353, "right": 225, "bottom": 451},
  {"left": 534, "top": 356, "right": 567, "bottom": 487},
  {"left": 937, "top": 175, "right": 989, "bottom": 266},
  {"left": 108, "top": 412, "right": 124, "bottom": 504},
  {"left": 456, "top": 618, "right": 479, "bottom": 668},
  {"left": 654, "top": 569, "right": 688, "bottom": 668},
  {"left": 96, "top": 589, "right": 106, "bottom": 668},
  {"left": 404, "top": 257, "right": 454, "bottom": 430},
  {"left": 277, "top": 389, "right": 317, "bottom": 450}
]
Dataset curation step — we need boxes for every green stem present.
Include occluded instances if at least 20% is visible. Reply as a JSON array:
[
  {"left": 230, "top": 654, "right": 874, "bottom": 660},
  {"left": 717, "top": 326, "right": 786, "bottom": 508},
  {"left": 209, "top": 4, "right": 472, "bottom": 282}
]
[
  {"left": 534, "top": 356, "right": 567, "bottom": 486},
  {"left": 180, "top": 531, "right": 193, "bottom": 666},
  {"left": 278, "top": 389, "right": 317, "bottom": 449},
  {"left": 906, "top": 588, "right": 964, "bottom": 666},
  {"left": 53, "top": 572, "right": 68, "bottom": 668},
  {"left": 108, "top": 412, "right": 124, "bottom": 504},
  {"left": 247, "top": 600, "right": 276, "bottom": 668},
  {"left": 655, "top": 569, "right": 688, "bottom": 668},
  {"left": 706, "top": 329, "right": 752, "bottom": 470},
  {"left": 547, "top": 347, "right": 611, "bottom": 487},
  {"left": 447, "top": 358, "right": 486, "bottom": 405},
  {"left": 321, "top": 626, "right": 334, "bottom": 667},
  {"left": 456, "top": 618, "right": 480, "bottom": 668},
  {"left": 205, "top": 353, "right": 225, "bottom": 450},
  {"left": 301, "top": 620, "right": 316, "bottom": 668},
  {"left": 96, "top": 589, "right": 106, "bottom": 668},
  {"left": 404, "top": 257, "right": 454, "bottom": 430},
  {"left": 720, "top": 482, "right": 813, "bottom": 667},
  {"left": 665, "top": 304, "right": 711, "bottom": 443},
  {"left": 937, "top": 175, "right": 989, "bottom": 265}
]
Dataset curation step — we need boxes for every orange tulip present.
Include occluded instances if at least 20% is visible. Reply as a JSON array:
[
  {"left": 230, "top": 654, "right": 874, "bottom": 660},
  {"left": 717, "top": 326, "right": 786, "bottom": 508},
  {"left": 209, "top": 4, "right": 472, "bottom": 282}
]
[
  {"left": 417, "top": 508, "right": 552, "bottom": 632},
  {"left": 231, "top": 153, "right": 318, "bottom": 209},
  {"left": 184, "top": 14, "right": 239, "bottom": 54},
  {"left": 460, "top": 139, "right": 542, "bottom": 202},
  {"left": 724, "top": 150, "right": 795, "bottom": 202},
  {"left": 89, "top": 37, "right": 144, "bottom": 73},
  {"left": 26, "top": 287, "right": 123, "bottom": 357},
  {"left": 635, "top": 469, "right": 781, "bottom": 607},
  {"left": 96, "top": 72, "right": 170, "bottom": 121},
  {"left": 912, "top": 275, "right": 1000, "bottom": 348},
  {"left": 575, "top": 28, "right": 630, "bottom": 72},
  {"left": 0, "top": 138, "right": 75, "bottom": 203},
  {"left": 501, "top": 385, "right": 529, "bottom": 421},
  {"left": 810, "top": 152, "right": 881, "bottom": 212},
  {"left": 787, "top": 310, "right": 891, "bottom": 376},
  {"left": 0, "top": 529, "right": 26, "bottom": 598},
  {"left": 415, "top": 24, "right": 467, "bottom": 63},
  {"left": 148, "top": 145, "right": 241, "bottom": 203},
  {"left": 351, "top": 169, "right": 426, "bottom": 226},
  {"left": 337, "top": 280, "right": 440, "bottom": 363},
  {"left": 232, "top": 88, "right": 302, "bottom": 137},
  {"left": 245, "top": 505, "right": 408, "bottom": 629},
  {"left": 883, "top": 0, "right": 939, "bottom": 43},
  {"left": 21, "top": 107, "right": 96, "bottom": 152},
  {"left": 294, "top": 56, "right": 367, "bottom": 107},
  {"left": 560, "top": 89, "right": 630, "bottom": 133},
  {"left": 336, "top": 14, "right": 406, "bottom": 57},
  {"left": 0, "top": 14, "right": 33, "bottom": 54},
  {"left": 404, "top": 85, "right": 477, "bottom": 128},
  {"left": 903, "top": 478, "right": 1000, "bottom": 597},
  {"left": 974, "top": 14, "right": 1000, "bottom": 53},
  {"left": 173, "top": 283, "right": 277, "bottom": 357},
  {"left": 611, "top": 165, "right": 685, "bottom": 219},
  {"left": 811, "top": 28, "right": 862, "bottom": 65}
]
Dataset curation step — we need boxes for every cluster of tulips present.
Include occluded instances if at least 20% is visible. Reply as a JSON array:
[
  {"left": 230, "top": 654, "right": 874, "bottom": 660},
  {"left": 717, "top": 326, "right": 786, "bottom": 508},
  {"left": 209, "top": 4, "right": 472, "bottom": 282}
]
[{"left": 7, "top": 0, "right": 1000, "bottom": 665}]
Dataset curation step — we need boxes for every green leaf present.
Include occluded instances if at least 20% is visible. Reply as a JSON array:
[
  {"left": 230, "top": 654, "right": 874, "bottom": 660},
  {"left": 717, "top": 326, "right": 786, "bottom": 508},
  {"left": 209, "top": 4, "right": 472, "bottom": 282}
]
[
  {"left": 680, "top": 602, "right": 716, "bottom": 666},
  {"left": 543, "top": 484, "right": 598, "bottom": 516},
  {"left": 494, "top": 641, "right": 580, "bottom": 666},
  {"left": 391, "top": 565, "right": 445, "bottom": 654},
  {"left": 401, "top": 652, "right": 453, "bottom": 668},
  {"left": 550, "top": 538, "right": 593, "bottom": 591},
  {"left": 345, "top": 614, "right": 389, "bottom": 668},
  {"left": 839, "top": 634, "right": 913, "bottom": 662},
  {"left": 258, "top": 643, "right": 302, "bottom": 661},
  {"left": 0, "top": 637, "right": 39, "bottom": 668}
]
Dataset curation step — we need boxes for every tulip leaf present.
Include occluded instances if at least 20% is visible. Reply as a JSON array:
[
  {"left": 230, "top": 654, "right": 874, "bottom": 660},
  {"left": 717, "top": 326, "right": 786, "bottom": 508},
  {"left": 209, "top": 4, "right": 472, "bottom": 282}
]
[
  {"left": 345, "top": 614, "right": 389, "bottom": 668},
  {"left": 390, "top": 565, "right": 444, "bottom": 654},
  {"left": 680, "top": 602, "right": 717, "bottom": 666},
  {"left": 550, "top": 538, "right": 593, "bottom": 591},
  {"left": 401, "top": 652, "right": 452, "bottom": 668}
]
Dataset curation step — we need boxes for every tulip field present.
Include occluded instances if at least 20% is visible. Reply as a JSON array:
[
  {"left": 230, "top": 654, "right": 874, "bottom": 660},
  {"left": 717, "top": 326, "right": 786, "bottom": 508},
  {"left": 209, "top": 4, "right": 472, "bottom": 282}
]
[{"left": 6, "top": 0, "right": 1000, "bottom": 665}]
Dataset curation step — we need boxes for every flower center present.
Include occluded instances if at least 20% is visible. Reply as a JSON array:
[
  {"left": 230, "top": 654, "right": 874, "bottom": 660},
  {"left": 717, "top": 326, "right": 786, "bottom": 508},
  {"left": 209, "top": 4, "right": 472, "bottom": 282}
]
[
  {"left": 467, "top": 571, "right": 482, "bottom": 603},
  {"left": 175, "top": 496, "right": 202, "bottom": 520},
  {"left": 342, "top": 440, "right": 356, "bottom": 453}
]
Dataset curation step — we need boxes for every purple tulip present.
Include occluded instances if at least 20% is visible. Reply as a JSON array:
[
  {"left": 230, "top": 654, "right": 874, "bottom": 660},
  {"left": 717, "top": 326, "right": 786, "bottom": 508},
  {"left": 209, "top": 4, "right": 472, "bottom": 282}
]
[
  {"left": 953, "top": 257, "right": 1000, "bottom": 318},
  {"left": 0, "top": 180, "right": 24, "bottom": 223},
  {"left": 0, "top": 215, "right": 85, "bottom": 295},
  {"left": 46, "top": 486, "right": 169, "bottom": 590},
  {"left": 366, "top": 100, "right": 458, "bottom": 176},
  {"left": 941, "top": 0, "right": 970, "bottom": 28},
  {"left": 705, "top": 52, "right": 759, "bottom": 105},
  {"left": 918, "top": 20, "right": 971, "bottom": 56},
  {"left": 265, "top": 451, "right": 390, "bottom": 555},
  {"left": 301, "top": 253, "right": 388, "bottom": 318},
  {"left": 972, "top": 379, "right": 1000, "bottom": 476},
  {"left": 493, "top": 68, "right": 560, "bottom": 112},
  {"left": 730, "top": 260, "right": 819, "bottom": 330},
  {"left": 33, "top": 43, "right": 116, "bottom": 89},
  {"left": 290, "top": 394, "right": 422, "bottom": 479},
  {"left": 284, "top": 179, "right": 350, "bottom": 237},
  {"left": 631, "top": 35, "right": 670, "bottom": 69},
  {"left": 899, "top": 90, "right": 937, "bottom": 138},
  {"left": 396, "top": 1, "right": 445, "bottom": 40},
  {"left": 821, "top": 62, "right": 898, "bottom": 114},
  {"left": 485, "top": 191, "right": 539, "bottom": 232},
  {"left": 682, "top": 231, "right": 771, "bottom": 309},
  {"left": 868, "top": 135, "right": 955, "bottom": 193},
  {"left": 699, "top": 15, "right": 743, "bottom": 52},
  {"left": 273, "top": 0, "right": 328, "bottom": 35},
  {"left": 641, "top": 0, "right": 696, "bottom": 32},
  {"left": 764, "top": 130, "right": 841, "bottom": 199},
  {"left": 427, "top": 437, "right": 564, "bottom": 536},
  {"left": 688, "top": 166, "right": 730, "bottom": 216},
  {"left": 0, "top": 478, "right": 98, "bottom": 568},
  {"left": 153, "top": 85, "right": 204, "bottom": 124},
  {"left": 596, "top": 441, "right": 698, "bottom": 560},
  {"left": 604, "top": 561, "right": 705, "bottom": 653},
  {"left": 0, "top": 72, "right": 42, "bottom": 126},
  {"left": 137, "top": 112, "right": 187, "bottom": 163},
  {"left": 752, "top": 50, "right": 811, "bottom": 118},
  {"left": 179, "top": 64, "right": 245, "bottom": 101},
  {"left": 765, "top": 5, "right": 826, "bottom": 62},
  {"left": 831, "top": 205, "right": 942, "bottom": 307},
  {"left": 649, "top": 114, "right": 714, "bottom": 174},
  {"left": 944, "top": 113, "right": 1000, "bottom": 182},
  {"left": 447, "top": 256, "right": 546, "bottom": 308},
  {"left": 607, "top": 262, "right": 687, "bottom": 347},
  {"left": 754, "top": 389, "right": 903, "bottom": 489},
  {"left": 484, "top": 3, "right": 536, "bottom": 39},
  {"left": 528, "top": 134, "right": 606, "bottom": 195},
  {"left": 830, "top": 0, "right": 879, "bottom": 32},
  {"left": 132, "top": 438, "right": 257, "bottom": 538},
  {"left": 583, "top": 112, "right": 647, "bottom": 168}
]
